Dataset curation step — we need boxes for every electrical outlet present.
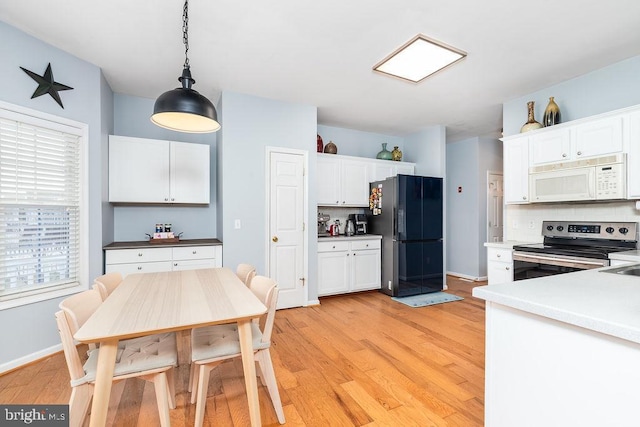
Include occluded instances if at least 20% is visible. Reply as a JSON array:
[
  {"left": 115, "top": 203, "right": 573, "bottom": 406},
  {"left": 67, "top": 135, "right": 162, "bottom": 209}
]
[
  {"left": 528, "top": 220, "right": 535, "bottom": 229},
  {"left": 388, "top": 280, "right": 392, "bottom": 290}
]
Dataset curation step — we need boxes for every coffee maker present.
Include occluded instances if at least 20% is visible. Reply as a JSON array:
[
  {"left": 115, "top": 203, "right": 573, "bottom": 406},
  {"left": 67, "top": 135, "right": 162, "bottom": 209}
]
[
  {"left": 317, "top": 213, "right": 330, "bottom": 237},
  {"left": 349, "top": 214, "right": 368, "bottom": 235}
]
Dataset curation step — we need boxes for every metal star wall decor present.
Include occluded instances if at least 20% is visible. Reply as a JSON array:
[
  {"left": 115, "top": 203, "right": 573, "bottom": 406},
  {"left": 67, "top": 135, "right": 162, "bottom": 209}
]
[{"left": 20, "top": 63, "right": 73, "bottom": 109}]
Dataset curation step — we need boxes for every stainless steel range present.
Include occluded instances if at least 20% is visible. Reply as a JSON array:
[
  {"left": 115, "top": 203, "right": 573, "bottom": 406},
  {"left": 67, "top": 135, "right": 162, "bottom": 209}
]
[{"left": 512, "top": 221, "right": 638, "bottom": 280}]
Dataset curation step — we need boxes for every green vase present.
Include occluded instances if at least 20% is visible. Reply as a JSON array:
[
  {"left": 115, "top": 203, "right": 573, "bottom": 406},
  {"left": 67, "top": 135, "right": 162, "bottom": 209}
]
[{"left": 376, "top": 143, "right": 393, "bottom": 160}]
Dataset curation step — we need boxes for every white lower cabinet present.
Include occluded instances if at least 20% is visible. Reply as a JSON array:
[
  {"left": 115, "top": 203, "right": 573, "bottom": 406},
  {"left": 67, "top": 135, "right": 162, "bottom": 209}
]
[
  {"left": 105, "top": 245, "right": 222, "bottom": 277},
  {"left": 487, "top": 247, "right": 513, "bottom": 285},
  {"left": 318, "top": 238, "right": 381, "bottom": 296}
]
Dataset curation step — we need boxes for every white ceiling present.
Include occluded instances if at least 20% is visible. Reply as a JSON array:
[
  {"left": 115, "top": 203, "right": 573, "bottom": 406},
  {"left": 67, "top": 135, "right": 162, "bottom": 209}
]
[{"left": 2, "top": 1, "right": 640, "bottom": 142}]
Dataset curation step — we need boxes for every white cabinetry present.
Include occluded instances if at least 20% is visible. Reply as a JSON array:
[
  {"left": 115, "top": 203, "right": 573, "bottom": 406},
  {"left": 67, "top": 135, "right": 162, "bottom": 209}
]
[
  {"left": 318, "top": 238, "right": 381, "bottom": 296},
  {"left": 503, "top": 137, "right": 529, "bottom": 204},
  {"left": 105, "top": 245, "right": 222, "bottom": 277},
  {"left": 626, "top": 111, "right": 640, "bottom": 199},
  {"left": 370, "top": 160, "right": 415, "bottom": 182},
  {"left": 317, "top": 153, "right": 415, "bottom": 206},
  {"left": 529, "top": 129, "right": 571, "bottom": 165},
  {"left": 487, "top": 247, "right": 513, "bottom": 284},
  {"left": 317, "top": 155, "right": 370, "bottom": 206},
  {"left": 109, "top": 135, "right": 210, "bottom": 204}
]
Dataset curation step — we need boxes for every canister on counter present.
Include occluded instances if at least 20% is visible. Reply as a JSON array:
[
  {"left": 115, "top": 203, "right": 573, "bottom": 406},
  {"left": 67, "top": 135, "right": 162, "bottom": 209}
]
[
  {"left": 155, "top": 223, "right": 164, "bottom": 233},
  {"left": 164, "top": 223, "right": 172, "bottom": 233}
]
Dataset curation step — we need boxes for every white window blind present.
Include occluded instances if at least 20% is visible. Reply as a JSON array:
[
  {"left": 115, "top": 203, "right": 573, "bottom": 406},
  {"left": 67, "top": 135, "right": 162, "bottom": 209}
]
[{"left": 0, "top": 115, "right": 82, "bottom": 300}]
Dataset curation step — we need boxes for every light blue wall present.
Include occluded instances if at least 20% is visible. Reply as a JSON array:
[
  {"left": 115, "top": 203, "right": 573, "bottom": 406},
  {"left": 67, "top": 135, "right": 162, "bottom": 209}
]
[
  {"left": 317, "top": 124, "right": 404, "bottom": 159},
  {"left": 404, "top": 126, "right": 446, "bottom": 177},
  {"left": 446, "top": 137, "right": 502, "bottom": 279},
  {"left": 111, "top": 93, "right": 218, "bottom": 241},
  {"left": 0, "top": 21, "right": 106, "bottom": 367},
  {"left": 503, "top": 55, "right": 640, "bottom": 137},
  {"left": 219, "top": 91, "right": 317, "bottom": 297}
]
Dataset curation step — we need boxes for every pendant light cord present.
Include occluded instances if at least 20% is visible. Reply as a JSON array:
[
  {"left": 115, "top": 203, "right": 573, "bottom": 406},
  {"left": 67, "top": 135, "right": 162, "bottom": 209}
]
[{"left": 182, "top": 0, "right": 190, "bottom": 68}]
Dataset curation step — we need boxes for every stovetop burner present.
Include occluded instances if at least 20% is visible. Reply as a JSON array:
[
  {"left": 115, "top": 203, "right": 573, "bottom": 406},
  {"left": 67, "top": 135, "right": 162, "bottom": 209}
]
[{"left": 513, "top": 243, "right": 618, "bottom": 260}]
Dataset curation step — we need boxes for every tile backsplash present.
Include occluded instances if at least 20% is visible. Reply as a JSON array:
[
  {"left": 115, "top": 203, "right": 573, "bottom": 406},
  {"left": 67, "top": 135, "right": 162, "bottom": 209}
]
[{"left": 505, "top": 201, "right": 640, "bottom": 242}]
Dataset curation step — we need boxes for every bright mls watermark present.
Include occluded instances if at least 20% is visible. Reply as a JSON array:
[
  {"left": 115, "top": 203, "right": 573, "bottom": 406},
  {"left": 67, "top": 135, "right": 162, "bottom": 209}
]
[{"left": 0, "top": 405, "right": 68, "bottom": 426}]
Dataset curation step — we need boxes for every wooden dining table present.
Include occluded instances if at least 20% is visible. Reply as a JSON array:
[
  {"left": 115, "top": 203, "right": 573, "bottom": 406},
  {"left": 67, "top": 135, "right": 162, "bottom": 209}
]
[{"left": 74, "top": 267, "right": 267, "bottom": 427}]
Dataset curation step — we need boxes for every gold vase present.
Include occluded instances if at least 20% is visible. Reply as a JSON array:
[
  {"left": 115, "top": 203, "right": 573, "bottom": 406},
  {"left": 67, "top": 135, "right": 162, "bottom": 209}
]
[
  {"left": 391, "top": 146, "right": 402, "bottom": 161},
  {"left": 520, "top": 101, "right": 543, "bottom": 133},
  {"left": 543, "top": 96, "right": 561, "bottom": 127}
]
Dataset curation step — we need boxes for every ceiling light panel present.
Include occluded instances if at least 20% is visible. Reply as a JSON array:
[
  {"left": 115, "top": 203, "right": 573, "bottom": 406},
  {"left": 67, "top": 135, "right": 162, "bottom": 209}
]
[{"left": 374, "top": 35, "right": 466, "bottom": 83}]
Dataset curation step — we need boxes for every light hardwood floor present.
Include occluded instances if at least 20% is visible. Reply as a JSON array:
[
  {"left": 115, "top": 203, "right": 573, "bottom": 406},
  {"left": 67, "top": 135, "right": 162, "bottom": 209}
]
[{"left": 0, "top": 276, "right": 486, "bottom": 426}]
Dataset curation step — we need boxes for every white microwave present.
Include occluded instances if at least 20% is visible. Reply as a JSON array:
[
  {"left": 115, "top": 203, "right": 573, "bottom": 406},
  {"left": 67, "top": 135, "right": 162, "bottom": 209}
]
[{"left": 529, "top": 154, "right": 626, "bottom": 203}]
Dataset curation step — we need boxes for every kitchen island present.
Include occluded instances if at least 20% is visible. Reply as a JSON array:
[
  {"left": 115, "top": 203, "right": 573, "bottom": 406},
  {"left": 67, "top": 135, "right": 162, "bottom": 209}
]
[{"left": 473, "top": 265, "right": 640, "bottom": 427}]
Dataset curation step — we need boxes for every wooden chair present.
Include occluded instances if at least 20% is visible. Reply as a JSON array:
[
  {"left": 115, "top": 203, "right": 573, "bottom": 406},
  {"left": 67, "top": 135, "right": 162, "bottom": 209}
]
[
  {"left": 56, "top": 289, "right": 178, "bottom": 426},
  {"left": 92, "top": 272, "right": 123, "bottom": 300},
  {"left": 236, "top": 263, "right": 257, "bottom": 287},
  {"left": 188, "top": 275, "right": 285, "bottom": 426}
]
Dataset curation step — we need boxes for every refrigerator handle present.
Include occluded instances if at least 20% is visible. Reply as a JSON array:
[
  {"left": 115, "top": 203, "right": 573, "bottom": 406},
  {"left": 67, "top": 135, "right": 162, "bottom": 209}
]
[{"left": 393, "top": 206, "right": 397, "bottom": 238}]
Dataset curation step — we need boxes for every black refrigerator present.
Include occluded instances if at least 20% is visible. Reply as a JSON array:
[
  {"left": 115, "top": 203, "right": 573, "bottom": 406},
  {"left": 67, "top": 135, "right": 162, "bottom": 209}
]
[{"left": 369, "top": 174, "right": 444, "bottom": 297}]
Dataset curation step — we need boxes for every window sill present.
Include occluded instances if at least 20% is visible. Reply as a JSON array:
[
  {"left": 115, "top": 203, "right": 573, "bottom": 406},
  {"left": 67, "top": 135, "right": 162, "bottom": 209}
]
[{"left": 0, "top": 283, "right": 86, "bottom": 311}]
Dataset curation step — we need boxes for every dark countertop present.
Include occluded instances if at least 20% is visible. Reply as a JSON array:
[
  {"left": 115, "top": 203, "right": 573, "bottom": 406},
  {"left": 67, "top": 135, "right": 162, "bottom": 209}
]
[{"left": 104, "top": 238, "right": 222, "bottom": 250}]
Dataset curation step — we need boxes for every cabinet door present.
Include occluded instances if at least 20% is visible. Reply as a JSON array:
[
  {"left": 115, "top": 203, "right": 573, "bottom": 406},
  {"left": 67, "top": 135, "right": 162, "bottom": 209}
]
[
  {"left": 341, "top": 159, "right": 370, "bottom": 206},
  {"left": 372, "top": 163, "right": 395, "bottom": 182},
  {"left": 573, "top": 116, "right": 623, "bottom": 158},
  {"left": 172, "top": 259, "right": 217, "bottom": 271},
  {"left": 529, "top": 129, "right": 571, "bottom": 165},
  {"left": 504, "top": 137, "right": 530, "bottom": 204},
  {"left": 395, "top": 163, "right": 415, "bottom": 176},
  {"left": 351, "top": 249, "right": 381, "bottom": 291},
  {"left": 487, "top": 261, "right": 513, "bottom": 285},
  {"left": 317, "top": 251, "right": 349, "bottom": 296},
  {"left": 626, "top": 111, "right": 640, "bottom": 198},
  {"left": 317, "top": 156, "right": 340, "bottom": 205},
  {"left": 109, "top": 136, "right": 170, "bottom": 202},
  {"left": 171, "top": 142, "right": 210, "bottom": 203}
]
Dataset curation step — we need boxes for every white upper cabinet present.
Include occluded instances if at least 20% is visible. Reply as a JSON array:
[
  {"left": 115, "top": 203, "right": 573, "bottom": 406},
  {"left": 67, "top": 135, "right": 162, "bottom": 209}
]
[
  {"left": 504, "top": 137, "right": 529, "bottom": 204},
  {"left": 529, "top": 115, "right": 624, "bottom": 166},
  {"left": 317, "top": 153, "right": 415, "bottom": 206},
  {"left": 109, "top": 135, "right": 210, "bottom": 204},
  {"left": 626, "top": 111, "right": 640, "bottom": 199}
]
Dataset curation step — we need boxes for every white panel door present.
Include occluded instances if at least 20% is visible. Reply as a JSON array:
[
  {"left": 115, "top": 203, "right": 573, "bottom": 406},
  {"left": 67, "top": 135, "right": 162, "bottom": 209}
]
[
  {"left": 171, "top": 141, "right": 210, "bottom": 203},
  {"left": 268, "top": 151, "right": 305, "bottom": 309}
]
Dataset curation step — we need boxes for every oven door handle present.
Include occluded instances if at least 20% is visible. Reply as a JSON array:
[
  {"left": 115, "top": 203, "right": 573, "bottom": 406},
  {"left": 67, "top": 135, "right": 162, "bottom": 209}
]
[{"left": 513, "top": 252, "right": 607, "bottom": 269}]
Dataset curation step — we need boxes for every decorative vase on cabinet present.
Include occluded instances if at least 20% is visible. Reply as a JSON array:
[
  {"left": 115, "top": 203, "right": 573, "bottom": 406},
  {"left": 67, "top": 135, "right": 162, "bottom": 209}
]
[
  {"left": 317, "top": 134, "right": 324, "bottom": 153},
  {"left": 520, "top": 101, "right": 543, "bottom": 133},
  {"left": 542, "top": 97, "right": 561, "bottom": 127},
  {"left": 391, "top": 146, "right": 402, "bottom": 161},
  {"left": 324, "top": 140, "right": 337, "bottom": 154},
  {"left": 376, "top": 143, "right": 393, "bottom": 160}
]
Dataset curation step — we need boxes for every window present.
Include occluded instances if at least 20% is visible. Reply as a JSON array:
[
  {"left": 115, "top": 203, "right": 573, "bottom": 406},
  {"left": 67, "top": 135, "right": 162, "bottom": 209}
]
[{"left": 0, "top": 103, "right": 87, "bottom": 309}]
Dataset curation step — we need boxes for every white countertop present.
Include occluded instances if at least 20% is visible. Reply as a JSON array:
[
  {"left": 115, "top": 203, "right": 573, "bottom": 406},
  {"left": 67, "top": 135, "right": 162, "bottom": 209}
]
[
  {"left": 484, "top": 240, "right": 536, "bottom": 249},
  {"left": 609, "top": 250, "right": 640, "bottom": 262},
  {"left": 318, "top": 234, "right": 382, "bottom": 241},
  {"left": 473, "top": 264, "right": 640, "bottom": 344}
]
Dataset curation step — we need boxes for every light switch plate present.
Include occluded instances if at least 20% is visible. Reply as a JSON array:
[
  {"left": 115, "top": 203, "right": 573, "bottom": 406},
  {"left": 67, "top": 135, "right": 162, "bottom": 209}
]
[{"left": 234, "top": 219, "right": 241, "bottom": 229}]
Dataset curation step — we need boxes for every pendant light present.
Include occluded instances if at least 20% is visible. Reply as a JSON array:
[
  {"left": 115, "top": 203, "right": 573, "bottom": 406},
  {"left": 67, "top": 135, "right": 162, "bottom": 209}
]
[{"left": 151, "top": 0, "right": 220, "bottom": 133}]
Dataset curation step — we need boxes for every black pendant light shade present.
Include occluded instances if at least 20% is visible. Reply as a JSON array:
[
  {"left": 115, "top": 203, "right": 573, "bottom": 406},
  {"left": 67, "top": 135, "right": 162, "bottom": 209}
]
[
  {"left": 151, "top": 66, "right": 220, "bottom": 133},
  {"left": 151, "top": 0, "right": 220, "bottom": 133}
]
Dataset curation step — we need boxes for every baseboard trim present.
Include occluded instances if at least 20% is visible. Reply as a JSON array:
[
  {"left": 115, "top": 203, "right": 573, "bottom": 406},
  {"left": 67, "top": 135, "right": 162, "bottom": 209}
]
[
  {"left": 447, "top": 272, "right": 487, "bottom": 282},
  {"left": 0, "top": 344, "right": 62, "bottom": 375}
]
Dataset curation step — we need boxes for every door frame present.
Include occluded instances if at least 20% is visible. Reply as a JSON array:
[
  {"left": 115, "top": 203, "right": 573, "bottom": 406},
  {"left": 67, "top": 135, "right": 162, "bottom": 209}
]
[
  {"left": 486, "top": 170, "right": 504, "bottom": 243},
  {"left": 264, "top": 146, "right": 309, "bottom": 307}
]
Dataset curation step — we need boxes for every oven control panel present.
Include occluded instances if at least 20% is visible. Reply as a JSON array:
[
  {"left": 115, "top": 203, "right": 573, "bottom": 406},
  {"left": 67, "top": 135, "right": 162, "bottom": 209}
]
[{"left": 541, "top": 221, "right": 638, "bottom": 241}]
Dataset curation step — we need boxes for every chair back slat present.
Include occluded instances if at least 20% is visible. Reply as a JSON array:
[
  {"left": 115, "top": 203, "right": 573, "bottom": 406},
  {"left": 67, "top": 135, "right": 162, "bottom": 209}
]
[
  {"left": 248, "top": 276, "right": 279, "bottom": 344},
  {"left": 59, "top": 288, "right": 103, "bottom": 334},
  {"left": 93, "top": 272, "right": 123, "bottom": 300},
  {"left": 236, "top": 263, "right": 256, "bottom": 287}
]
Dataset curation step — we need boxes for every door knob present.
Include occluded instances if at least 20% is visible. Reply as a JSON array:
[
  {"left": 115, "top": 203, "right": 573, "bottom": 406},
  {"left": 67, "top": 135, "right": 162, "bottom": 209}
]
[{"left": 272, "top": 236, "right": 278, "bottom": 242}]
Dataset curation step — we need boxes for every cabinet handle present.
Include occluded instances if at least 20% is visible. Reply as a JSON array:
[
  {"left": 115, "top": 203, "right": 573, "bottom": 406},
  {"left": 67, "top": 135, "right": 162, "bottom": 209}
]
[
  {"left": 174, "top": 263, "right": 178, "bottom": 266},
  {"left": 577, "top": 151, "right": 582, "bottom": 156},
  {"left": 137, "top": 266, "right": 142, "bottom": 270},
  {"left": 164, "top": 198, "right": 169, "bottom": 201},
  {"left": 366, "top": 244, "right": 369, "bottom": 247},
  {"left": 496, "top": 253, "right": 501, "bottom": 258},
  {"left": 192, "top": 250, "right": 197, "bottom": 254},
  {"left": 332, "top": 245, "right": 335, "bottom": 249},
  {"left": 506, "top": 267, "right": 510, "bottom": 270},
  {"left": 562, "top": 153, "right": 567, "bottom": 158},
  {"left": 522, "top": 196, "right": 527, "bottom": 200},
  {"left": 336, "top": 201, "right": 339, "bottom": 204},
  {"left": 342, "top": 201, "right": 345, "bottom": 204},
  {"left": 138, "top": 253, "right": 143, "bottom": 257},
  {"left": 171, "top": 198, "right": 175, "bottom": 201}
]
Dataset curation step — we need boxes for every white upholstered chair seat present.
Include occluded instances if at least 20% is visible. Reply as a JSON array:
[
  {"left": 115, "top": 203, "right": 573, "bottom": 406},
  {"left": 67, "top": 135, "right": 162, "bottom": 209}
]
[
  {"left": 191, "top": 323, "right": 268, "bottom": 362},
  {"left": 73, "top": 332, "right": 177, "bottom": 387}
]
